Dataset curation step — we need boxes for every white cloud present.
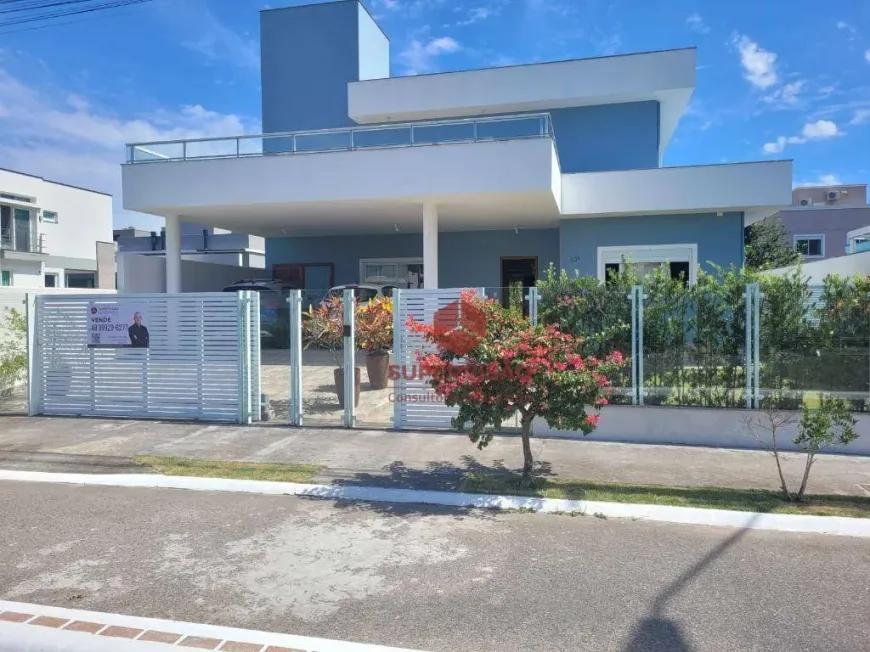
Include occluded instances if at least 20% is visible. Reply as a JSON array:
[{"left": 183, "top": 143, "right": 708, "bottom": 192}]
[
  {"left": 837, "top": 21, "right": 856, "bottom": 33},
  {"left": 800, "top": 174, "right": 842, "bottom": 187},
  {"left": 0, "top": 64, "right": 259, "bottom": 229},
  {"left": 865, "top": 49, "right": 870, "bottom": 62},
  {"left": 762, "top": 119, "right": 842, "bottom": 154},
  {"left": 850, "top": 109, "right": 870, "bottom": 125},
  {"left": 398, "top": 36, "right": 461, "bottom": 74},
  {"left": 763, "top": 79, "right": 805, "bottom": 106},
  {"left": 686, "top": 13, "right": 709, "bottom": 34},
  {"left": 456, "top": 5, "right": 499, "bottom": 26},
  {"left": 801, "top": 119, "right": 839, "bottom": 139},
  {"left": 732, "top": 33, "right": 778, "bottom": 89}
]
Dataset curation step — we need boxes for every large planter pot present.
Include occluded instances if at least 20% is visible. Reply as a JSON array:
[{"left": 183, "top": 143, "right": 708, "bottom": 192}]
[
  {"left": 334, "top": 367, "right": 361, "bottom": 409},
  {"left": 366, "top": 351, "right": 390, "bottom": 390}
]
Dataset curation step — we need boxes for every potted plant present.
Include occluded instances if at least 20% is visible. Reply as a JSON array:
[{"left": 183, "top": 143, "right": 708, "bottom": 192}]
[
  {"left": 356, "top": 297, "right": 393, "bottom": 390},
  {"left": 302, "top": 297, "right": 360, "bottom": 408}
]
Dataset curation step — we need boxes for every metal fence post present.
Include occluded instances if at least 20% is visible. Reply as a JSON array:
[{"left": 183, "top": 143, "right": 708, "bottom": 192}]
[
  {"left": 288, "top": 290, "right": 304, "bottom": 426},
  {"left": 242, "top": 291, "right": 253, "bottom": 424},
  {"left": 636, "top": 285, "right": 645, "bottom": 406},
  {"left": 753, "top": 283, "right": 762, "bottom": 409},
  {"left": 392, "top": 289, "right": 403, "bottom": 430},
  {"left": 528, "top": 287, "right": 539, "bottom": 326},
  {"left": 343, "top": 290, "right": 356, "bottom": 428},
  {"left": 744, "top": 284, "right": 752, "bottom": 409},
  {"left": 26, "top": 293, "right": 41, "bottom": 416},
  {"left": 629, "top": 287, "right": 637, "bottom": 405}
]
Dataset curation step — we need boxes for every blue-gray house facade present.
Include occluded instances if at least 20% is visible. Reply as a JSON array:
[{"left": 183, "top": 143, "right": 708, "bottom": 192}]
[{"left": 120, "top": 1, "right": 792, "bottom": 295}]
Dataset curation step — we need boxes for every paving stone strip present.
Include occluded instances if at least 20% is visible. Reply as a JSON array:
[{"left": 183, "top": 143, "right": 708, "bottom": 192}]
[{"left": 0, "top": 604, "right": 424, "bottom": 652}]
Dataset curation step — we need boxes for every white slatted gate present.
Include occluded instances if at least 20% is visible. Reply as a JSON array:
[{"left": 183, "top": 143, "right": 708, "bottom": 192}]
[
  {"left": 393, "top": 288, "right": 481, "bottom": 429},
  {"left": 29, "top": 292, "right": 260, "bottom": 423}
]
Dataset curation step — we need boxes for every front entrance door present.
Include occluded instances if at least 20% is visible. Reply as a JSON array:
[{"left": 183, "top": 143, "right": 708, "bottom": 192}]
[{"left": 500, "top": 257, "right": 538, "bottom": 314}]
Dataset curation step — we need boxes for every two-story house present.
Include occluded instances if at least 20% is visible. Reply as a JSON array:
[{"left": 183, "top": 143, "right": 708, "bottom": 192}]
[
  {"left": 0, "top": 168, "right": 115, "bottom": 289},
  {"left": 767, "top": 184, "right": 870, "bottom": 260},
  {"left": 121, "top": 0, "right": 792, "bottom": 295}
]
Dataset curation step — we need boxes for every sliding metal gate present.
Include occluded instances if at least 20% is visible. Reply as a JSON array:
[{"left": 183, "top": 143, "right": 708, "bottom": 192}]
[{"left": 29, "top": 292, "right": 260, "bottom": 423}]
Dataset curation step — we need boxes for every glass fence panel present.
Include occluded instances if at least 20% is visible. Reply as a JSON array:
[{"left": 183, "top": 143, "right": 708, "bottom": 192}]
[
  {"left": 412, "top": 121, "right": 476, "bottom": 145},
  {"left": 130, "top": 142, "right": 183, "bottom": 161},
  {"left": 295, "top": 130, "right": 352, "bottom": 153},
  {"left": 238, "top": 136, "right": 265, "bottom": 156},
  {"left": 536, "top": 282, "right": 634, "bottom": 405},
  {"left": 642, "top": 283, "right": 747, "bottom": 408},
  {"left": 352, "top": 126, "right": 412, "bottom": 149},
  {"left": 299, "top": 288, "right": 346, "bottom": 426},
  {"left": 475, "top": 116, "right": 544, "bottom": 140},
  {"left": 184, "top": 138, "right": 240, "bottom": 159},
  {"left": 759, "top": 283, "right": 870, "bottom": 412}
]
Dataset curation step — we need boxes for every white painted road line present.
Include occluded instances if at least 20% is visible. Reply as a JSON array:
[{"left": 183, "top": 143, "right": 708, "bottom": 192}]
[
  {"left": 0, "top": 469, "right": 867, "bottom": 538},
  {"left": 0, "top": 600, "right": 428, "bottom": 652}
]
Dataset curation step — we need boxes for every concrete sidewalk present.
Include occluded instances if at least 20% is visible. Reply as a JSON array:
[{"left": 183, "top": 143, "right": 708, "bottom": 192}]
[{"left": 0, "top": 416, "right": 869, "bottom": 496}]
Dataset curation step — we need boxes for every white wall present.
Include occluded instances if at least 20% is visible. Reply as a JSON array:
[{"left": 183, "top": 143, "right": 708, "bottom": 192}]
[
  {"left": 1, "top": 260, "right": 44, "bottom": 288},
  {"left": 38, "top": 182, "right": 113, "bottom": 261},
  {"left": 766, "top": 251, "right": 870, "bottom": 283},
  {"left": 348, "top": 48, "right": 695, "bottom": 125},
  {"left": 534, "top": 406, "right": 870, "bottom": 456},
  {"left": 118, "top": 254, "right": 265, "bottom": 293},
  {"left": 122, "top": 137, "right": 559, "bottom": 213},
  {"left": 560, "top": 160, "right": 794, "bottom": 217}
]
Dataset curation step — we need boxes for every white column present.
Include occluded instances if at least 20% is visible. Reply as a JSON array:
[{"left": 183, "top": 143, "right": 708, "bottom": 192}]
[
  {"left": 422, "top": 203, "right": 438, "bottom": 289},
  {"left": 164, "top": 214, "right": 182, "bottom": 293}
]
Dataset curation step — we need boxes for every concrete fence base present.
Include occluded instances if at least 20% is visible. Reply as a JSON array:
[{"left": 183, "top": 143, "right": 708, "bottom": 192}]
[{"left": 534, "top": 406, "right": 870, "bottom": 456}]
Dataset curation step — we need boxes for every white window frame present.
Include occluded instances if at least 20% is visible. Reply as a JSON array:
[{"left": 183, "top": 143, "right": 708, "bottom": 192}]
[
  {"left": 597, "top": 243, "right": 698, "bottom": 284},
  {"left": 793, "top": 234, "right": 825, "bottom": 259},
  {"left": 44, "top": 272, "right": 59, "bottom": 288},
  {"left": 1, "top": 270, "right": 12, "bottom": 287},
  {"left": 42, "top": 210, "right": 58, "bottom": 224}
]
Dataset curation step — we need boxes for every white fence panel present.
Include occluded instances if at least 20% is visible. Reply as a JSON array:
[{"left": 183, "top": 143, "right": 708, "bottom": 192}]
[
  {"left": 394, "top": 288, "right": 480, "bottom": 429},
  {"left": 31, "top": 292, "right": 257, "bottom": 422}
]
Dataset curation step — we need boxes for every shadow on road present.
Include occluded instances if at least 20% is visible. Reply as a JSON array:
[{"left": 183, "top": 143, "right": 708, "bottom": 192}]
[
  {"left": 621, "top": 514, "right": 760, "bottom": 652},
  {"left": 314, "top": 455, "right": 554, "bottom": 518}
]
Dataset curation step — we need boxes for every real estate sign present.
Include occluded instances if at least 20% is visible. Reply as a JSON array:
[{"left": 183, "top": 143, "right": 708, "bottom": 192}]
[{"left": 88, "top": 303, "right": 150, "bottom": 349}]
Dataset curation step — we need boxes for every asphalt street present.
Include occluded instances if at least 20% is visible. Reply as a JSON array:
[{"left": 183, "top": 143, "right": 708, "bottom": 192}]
[{"left": 0, "top": 481, "right": 868, "bottom": 652}]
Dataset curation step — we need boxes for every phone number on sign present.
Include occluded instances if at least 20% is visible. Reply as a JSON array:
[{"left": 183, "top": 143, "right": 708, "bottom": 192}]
[{"left": 90, "top": 323, "right": 128, "bottom": 333}]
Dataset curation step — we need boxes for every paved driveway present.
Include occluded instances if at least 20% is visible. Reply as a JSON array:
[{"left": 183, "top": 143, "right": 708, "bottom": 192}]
[{"left": 1, "top": 481, "right": 868, "bottom": 652}]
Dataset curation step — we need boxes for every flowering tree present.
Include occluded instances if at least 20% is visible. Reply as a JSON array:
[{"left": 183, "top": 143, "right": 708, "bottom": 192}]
[{"left": 409, "top": 290, "right": 624, "bottom": 481}]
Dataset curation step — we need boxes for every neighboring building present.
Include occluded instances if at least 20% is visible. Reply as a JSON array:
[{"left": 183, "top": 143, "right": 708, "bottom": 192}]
[
  {"left": 121, "top": 0, "right": 792, "bottom": 295},
  {"left": 0, "top": 168, "right": 114, "bottom": 289},
  {"left": 767, "top": 184, "right": 870, "bottom": 261},
  {"left": 114, "top": 226, "right": 266, "bottom": 269}
]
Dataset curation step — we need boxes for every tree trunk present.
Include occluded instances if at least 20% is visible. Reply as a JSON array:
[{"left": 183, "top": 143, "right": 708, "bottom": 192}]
[
  {"left": 520, "top": 412, "right": 534, "bottom": 485},
  {"left": 796, "top": 452, "right": 815, "bottom": 502},
  {"left": 770, "top": 431, "right": 793, "bottom": 501}
]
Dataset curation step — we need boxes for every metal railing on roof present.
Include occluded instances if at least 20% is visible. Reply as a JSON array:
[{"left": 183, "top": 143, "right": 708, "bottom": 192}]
[{"left": 125, "top": 112, "right": 554, "bottom": 163}]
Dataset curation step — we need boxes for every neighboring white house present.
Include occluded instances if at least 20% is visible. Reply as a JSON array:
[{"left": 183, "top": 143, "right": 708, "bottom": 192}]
[{"left": 0, "top": 168, "right": 115, "bottom": 289}]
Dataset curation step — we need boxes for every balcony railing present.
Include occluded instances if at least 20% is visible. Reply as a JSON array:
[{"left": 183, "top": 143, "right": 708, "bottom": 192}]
[
  {"left": 126, "top": 113, "right": 554, "bottom": 164},
  {"left": 1, "top": 228, "right": 45, "bottom": 254}
]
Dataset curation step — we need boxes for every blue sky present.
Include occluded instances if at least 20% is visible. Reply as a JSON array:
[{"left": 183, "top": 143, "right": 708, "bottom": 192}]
[{"left": 0, "top": 0, "right": 868, "bottom": 230}]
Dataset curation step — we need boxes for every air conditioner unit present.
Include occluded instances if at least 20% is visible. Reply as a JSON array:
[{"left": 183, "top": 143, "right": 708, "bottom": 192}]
[
  {"left": 799, "top": 199, "right": 812, "bottom": 206},
  {"left": 827, "top": 190, "right": 839, "bottom": 201}
]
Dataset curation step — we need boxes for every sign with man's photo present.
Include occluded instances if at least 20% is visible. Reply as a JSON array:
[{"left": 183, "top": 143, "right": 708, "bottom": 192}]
[{"left": 88, "top": 303, "right": 150, "bottom": 349}]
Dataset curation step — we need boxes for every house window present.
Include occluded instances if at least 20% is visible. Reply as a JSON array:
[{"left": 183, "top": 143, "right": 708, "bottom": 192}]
[
  {"left": 794, "top": 234, "right": 824, "bottom": 258},
  {"left": 44, "top": 273, "right": 58, "bottom": 288},
  {"left": 65, "top": 271, "right": 95, "bottom": 288},
  {"left": 43, "top": 210, "right": 58, "bottom": 224},
  {"left": 597, "top": 244, "right": 698, "bottom": 285},
  {"left": 0, "top": 193, "right": 33, "bottom": 203},
  {"left": 1, "top": 270, "right": 11, "bottom": 287}
]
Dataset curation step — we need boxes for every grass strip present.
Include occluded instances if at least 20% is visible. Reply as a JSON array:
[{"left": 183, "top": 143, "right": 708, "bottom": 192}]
[
  {"left": 134, "top": 456, "right": 870, "bottom": 519},
  {"left": 134, "top": 456, "right": 321, "bottom": 484},
  {"left": 459, "top": 473, "right": 870, "bottom": 519}
]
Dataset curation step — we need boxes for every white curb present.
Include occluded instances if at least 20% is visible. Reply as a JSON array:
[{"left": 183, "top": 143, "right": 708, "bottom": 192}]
[
  {"left": 0, "top": 599, "right": 425, "bottom": 651},
  {"left": 0, "top": 469, "right": 868, "bottom": 538}
]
